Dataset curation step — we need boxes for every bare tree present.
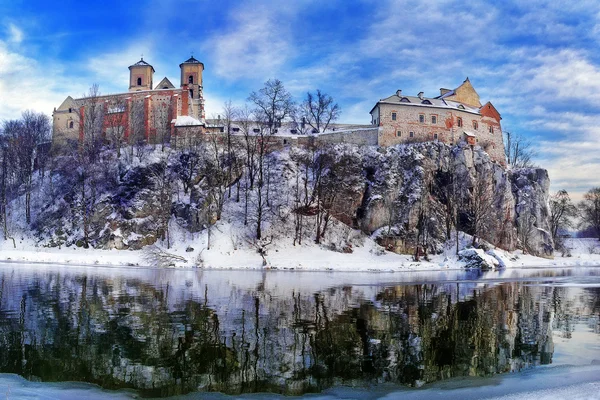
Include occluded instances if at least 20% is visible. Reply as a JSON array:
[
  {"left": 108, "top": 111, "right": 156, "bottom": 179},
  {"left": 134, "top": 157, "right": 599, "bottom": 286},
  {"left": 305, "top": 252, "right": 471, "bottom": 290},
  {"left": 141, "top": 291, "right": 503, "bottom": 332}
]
[
  {"left": 465, "top": 171, "right": 498, "bottom": 246},
  {"left": 248, "top": 79, "right": 294, "bottom": 133},
  {"left": 503, "top": 131, "right": 537, "bottom": 168},
  {"left": 237, "top": 104, "right": 257, "bottom": 226},
  {"left": 290, "top": 105, "right": 313, "bottom": 136},
  {"left": 301, "top": 89, "right": 341, "bottom": 133},
  {"left": 0, "top": 133, "right": 15, "bottom": 246},
  {"left": 105, "top": 97, "right": 128, "bottom": 159},
  {"left": 129, "top": 99, "right": 148, "bottom": 161},
  {"left": 78, "top": 84, "right": 105, "bottom": 163},
  {"left": 579, "top": 187, "right": 600, "bottom": 240},
  {"left": 150, "top": 157, "right": 174, "bottom": 248},
  {"left": 549, "top": 190, "right": 578, "bottom": 248},
  {"left": 152, "top": 103, "right": 171, "bottom": 151},
  {"left": 222, "top": 100, "right": 238, "bottom": 199},
  {"left": 248, "top": 80, "right": 293, "bottom": 239},
  {"left": 72, "top": 85, "right": 105, "bottom": 247}
]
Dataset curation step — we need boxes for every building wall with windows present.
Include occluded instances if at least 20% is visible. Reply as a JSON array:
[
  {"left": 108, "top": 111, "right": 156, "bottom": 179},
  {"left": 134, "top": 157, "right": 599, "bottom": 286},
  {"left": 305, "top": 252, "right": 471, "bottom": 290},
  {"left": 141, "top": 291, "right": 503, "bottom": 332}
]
[
  {"left": 52, "top": 56, "right": 206, "bottom": 149},
  {"left": 370, "top": 78, "right": 505, "bottom": 164}
]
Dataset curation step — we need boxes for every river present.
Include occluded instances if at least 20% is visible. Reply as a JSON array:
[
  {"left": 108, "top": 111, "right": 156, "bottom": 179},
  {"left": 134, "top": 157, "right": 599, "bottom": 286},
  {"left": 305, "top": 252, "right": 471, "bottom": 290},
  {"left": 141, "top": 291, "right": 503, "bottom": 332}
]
[{"left": 0, "top": 263, "right": 599, "bottom": 399}]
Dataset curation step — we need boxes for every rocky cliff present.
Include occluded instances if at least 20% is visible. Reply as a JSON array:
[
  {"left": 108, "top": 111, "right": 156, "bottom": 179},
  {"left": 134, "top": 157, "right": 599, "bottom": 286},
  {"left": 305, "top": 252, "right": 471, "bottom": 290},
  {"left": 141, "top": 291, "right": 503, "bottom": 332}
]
[
  {"left": 34, "top": 142, "right": 553, "bottom": 258},
  {"left": 355, "top": 142, "right": 553, "bottom": 257}
]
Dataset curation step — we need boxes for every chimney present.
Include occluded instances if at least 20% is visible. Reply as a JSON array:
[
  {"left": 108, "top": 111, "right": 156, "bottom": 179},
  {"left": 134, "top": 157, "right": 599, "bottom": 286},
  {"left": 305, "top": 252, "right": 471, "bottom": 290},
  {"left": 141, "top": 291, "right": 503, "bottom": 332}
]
[
  {"left": 440, "top": 88, "right": 451, "bottom": 96},
  {"left": 396, "top": 89, "right": 402, "bottom": 97},
  {"left": 417, "top": 92, "right": 424, "bottom": 100}
]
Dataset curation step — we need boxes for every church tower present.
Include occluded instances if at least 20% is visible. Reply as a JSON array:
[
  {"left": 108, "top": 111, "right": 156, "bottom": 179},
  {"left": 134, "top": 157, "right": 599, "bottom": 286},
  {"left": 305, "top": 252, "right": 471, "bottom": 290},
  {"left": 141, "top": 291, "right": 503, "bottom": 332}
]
[
  {"left": 179, "top": 56, "right": 205, "bottom": 119},
  {"left": 128, "top": 57, "right": 155, "bottom": 92}
]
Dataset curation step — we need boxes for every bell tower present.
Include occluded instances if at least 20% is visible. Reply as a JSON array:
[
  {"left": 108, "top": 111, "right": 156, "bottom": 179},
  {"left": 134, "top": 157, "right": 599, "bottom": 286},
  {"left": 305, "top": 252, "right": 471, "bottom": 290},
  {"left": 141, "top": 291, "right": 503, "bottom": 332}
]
[
  {"left": 179, "top": 55, "right": 205, "bottom": 119},
  {"left": 128, "top": 57, "right": 155, "bottom": 92}
]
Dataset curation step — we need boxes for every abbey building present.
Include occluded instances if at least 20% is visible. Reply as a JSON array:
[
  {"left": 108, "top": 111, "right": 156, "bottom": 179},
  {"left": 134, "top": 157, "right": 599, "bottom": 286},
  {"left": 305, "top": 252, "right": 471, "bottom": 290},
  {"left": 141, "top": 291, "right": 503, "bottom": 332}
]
[
  {"left": 52, "top": 56, "right": 207, "bottom": 147},
  {"left": 370, "top": 78, "right": 505, "bottom": 164}
]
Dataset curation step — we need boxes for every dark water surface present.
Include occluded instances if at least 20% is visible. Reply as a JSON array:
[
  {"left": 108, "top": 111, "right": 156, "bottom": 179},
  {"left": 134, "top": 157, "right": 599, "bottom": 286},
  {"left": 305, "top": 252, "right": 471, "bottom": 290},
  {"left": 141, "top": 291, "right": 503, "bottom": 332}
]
[{"left": 0, "top": 264, "right": 599, "bottom": 398}]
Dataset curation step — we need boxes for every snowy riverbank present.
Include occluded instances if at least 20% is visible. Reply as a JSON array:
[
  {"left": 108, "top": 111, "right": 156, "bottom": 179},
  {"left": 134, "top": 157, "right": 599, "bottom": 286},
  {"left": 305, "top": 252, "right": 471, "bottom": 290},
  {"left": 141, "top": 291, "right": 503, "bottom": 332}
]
[{"left": 1, "top": 230, "right": 598, "bottom": 272}]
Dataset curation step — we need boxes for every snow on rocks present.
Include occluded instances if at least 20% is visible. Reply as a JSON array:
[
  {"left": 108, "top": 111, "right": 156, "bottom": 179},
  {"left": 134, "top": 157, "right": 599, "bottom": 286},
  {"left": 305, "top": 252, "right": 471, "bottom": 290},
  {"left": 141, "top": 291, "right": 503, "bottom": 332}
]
[{"left": 458, "top": 248, "right": 501, "bottom": 270}]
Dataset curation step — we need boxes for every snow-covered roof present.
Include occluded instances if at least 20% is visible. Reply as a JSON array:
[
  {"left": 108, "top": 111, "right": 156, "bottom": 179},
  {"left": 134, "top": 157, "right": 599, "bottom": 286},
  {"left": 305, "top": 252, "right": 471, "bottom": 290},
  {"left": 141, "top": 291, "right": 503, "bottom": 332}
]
[
  {"left": 463, "top": 131, "right": 476, "bottom": 137},
  {"left": 371, "top": 93, "right": 481, "bottom": 115},
  {"left": 173, "top": 115, "right": 203, "bottom": 126}
]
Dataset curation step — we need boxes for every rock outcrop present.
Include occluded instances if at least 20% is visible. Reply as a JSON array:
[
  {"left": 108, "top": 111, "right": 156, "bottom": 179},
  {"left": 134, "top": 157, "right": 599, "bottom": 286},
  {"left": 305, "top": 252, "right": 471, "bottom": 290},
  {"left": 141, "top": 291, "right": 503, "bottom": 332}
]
[{"left": 355, "top": 142, "right": 553, "bottom": 257}]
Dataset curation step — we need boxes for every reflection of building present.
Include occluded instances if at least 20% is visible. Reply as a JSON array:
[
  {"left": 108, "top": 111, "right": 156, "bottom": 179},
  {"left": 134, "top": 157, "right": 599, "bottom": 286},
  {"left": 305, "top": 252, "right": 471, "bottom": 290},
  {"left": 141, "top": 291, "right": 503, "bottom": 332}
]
[
  {"left": 369, "top": 78, "right": 505, "bottom": 164},
  {"left": 52, "top": 56, "right": 207, "bottom": 148}
]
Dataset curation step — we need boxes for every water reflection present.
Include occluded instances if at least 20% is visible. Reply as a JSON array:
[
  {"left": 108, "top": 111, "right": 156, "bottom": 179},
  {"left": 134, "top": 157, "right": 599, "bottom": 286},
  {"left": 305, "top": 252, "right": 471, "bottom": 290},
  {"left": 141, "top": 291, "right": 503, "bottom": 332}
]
[{"left": 0, "top": 266, "right": 598, "bottom": 397}]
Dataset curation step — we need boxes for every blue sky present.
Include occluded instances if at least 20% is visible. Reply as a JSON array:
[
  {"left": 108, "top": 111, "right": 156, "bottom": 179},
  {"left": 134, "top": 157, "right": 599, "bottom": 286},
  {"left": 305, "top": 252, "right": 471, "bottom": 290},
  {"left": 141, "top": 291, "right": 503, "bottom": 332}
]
[{"left": 1, "top": 0, "right": 599, "bottom": 200}]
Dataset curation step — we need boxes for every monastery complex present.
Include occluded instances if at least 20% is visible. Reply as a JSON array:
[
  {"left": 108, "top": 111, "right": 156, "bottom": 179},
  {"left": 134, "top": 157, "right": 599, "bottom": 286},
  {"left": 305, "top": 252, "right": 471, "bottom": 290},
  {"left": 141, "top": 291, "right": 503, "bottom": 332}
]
[
  {"left": 52, "top": 56, "right": 208, "bottom": 148},
  {"left": 52, "top": 57, "right": 506, "bottom": 164},
  {"left": 370, "top": 78, "right": 505, "bottom": 164}
]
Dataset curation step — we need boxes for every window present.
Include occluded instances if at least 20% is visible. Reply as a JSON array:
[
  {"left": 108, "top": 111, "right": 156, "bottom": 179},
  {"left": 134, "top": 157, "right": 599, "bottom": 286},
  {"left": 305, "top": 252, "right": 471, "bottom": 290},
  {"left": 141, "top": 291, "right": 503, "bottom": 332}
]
[
  {"left": 312, "top": 128, "right": 319, "bottom": 133},
  {"left": 137, "top": 77, "right": 142, "bottom": 86},
  {"left": 290, "top": 129, "right": 297, "bottom": 134},
  {"left": 419, "top": 114, "right": 425, "bottom": 123},
  {"left": 188, "top": 75, "right": 194, "bottom": 84},
  {"left": 163, "top": 86, "right": 169, "bottom": 89},
  {"left": 400, "top": 97, "right": 410, "bottom": 102},
  {"left": 434, "top": 133, "right": 438, "bottom": 140},
  {"left": 392, "top": 112, "right": 397, "bottom": 121},
  {"left": 457, "top": 117, "right": 463, "bottom": 127},
  {"left": 421, "top": 100, "right": 432, "bottom": 105},
  {"left": 473, "top": 121, "right": 478, "bottom": 130},
  {"left": 396, "top": 130, "right": 401, "bottom": 137},
  {"left": 458, "top": 104, "right": 465, "bottom": 110},
  {"left": 409, "top": 131, "right": 414, "bottom": 138},
  {"left": 232, "top": 127, "right": 240, "bottom": 132},
  {"left": 489, "top": 126, "right": 494, "bottom": 133},
  {"left": 219, "top": 127, "right": 225, "bottom": 133},
  {"left": 253, "top": 128, "right": 260, "bottom": 133},
  {"left": 68, "top": 121, "right": 74, "bottom": 129},
  {"left": 68, "top": 108, "right": 72, "bottom": 113},
  {"left": 431, "top": 115, "right": 437, "bottom": 124},
  {"left": 189, "top": 89, "right": 194, "bottom": 98},
  {"left": 274, "top": 129, "right": 278, "bottom": 133},
  {"left": 283, "top": 139, "right": 288, "bottom": 145}
]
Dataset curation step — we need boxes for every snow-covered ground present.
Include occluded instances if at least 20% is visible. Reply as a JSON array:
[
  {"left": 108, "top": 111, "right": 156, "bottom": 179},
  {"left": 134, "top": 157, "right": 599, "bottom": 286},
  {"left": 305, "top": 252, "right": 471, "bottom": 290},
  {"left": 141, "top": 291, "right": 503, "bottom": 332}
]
[
  {"left": 1, "top": 227, "right": 598, "bottom": 272},
  {"left": 1, "top": 364, "right": 599, "bottom": 399}
]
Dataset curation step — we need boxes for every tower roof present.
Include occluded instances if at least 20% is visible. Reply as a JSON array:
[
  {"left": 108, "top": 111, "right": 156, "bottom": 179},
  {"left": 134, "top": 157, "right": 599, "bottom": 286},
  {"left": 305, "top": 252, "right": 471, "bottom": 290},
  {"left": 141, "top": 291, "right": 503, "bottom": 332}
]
[
  {"left": 129, "top": 57, "right": 155, "bottom": 72},
  {"left": 179, "top": 55, "right": 204, "bottom": 68}
]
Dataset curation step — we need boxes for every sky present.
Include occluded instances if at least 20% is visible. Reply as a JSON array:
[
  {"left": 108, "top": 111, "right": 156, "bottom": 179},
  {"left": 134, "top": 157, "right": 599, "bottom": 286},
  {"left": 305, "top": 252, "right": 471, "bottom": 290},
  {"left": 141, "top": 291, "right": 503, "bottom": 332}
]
[{"left": 0, "top": 0, "right": 599, "bottom": 200}]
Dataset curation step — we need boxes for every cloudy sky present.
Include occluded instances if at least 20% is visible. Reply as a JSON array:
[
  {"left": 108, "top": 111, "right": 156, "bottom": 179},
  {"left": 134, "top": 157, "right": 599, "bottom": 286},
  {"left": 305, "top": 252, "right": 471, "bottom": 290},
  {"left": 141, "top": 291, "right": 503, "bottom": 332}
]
[{"left": 1, "top": 0, "right": 599, "bottom": 199}]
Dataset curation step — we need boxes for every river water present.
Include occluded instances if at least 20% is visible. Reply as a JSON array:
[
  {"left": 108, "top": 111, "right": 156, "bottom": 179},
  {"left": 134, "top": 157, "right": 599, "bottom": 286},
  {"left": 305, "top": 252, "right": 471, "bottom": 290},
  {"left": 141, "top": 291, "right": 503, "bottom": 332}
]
[{"left": 0, "top": 264, "right": 599, "bottom": 398}]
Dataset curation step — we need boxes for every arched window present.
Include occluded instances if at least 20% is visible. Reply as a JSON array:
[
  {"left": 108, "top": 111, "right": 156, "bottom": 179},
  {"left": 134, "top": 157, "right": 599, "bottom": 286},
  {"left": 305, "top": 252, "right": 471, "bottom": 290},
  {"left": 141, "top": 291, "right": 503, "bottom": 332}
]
[
  {"left": 68, "top": 120, "right": 74, "bottom": 129},
  {"left": 457, "top": 104, "right": 465, "bottom": 110},
  {"left": 400, "top": 97, "right": 411, "bottom": 103},
  {"left": 457, "top": 117, "right": 463, "bottom": 127},
  {"left": 421, "top": 100, "right": 432, "bottom": 105},
  {"left": 473, "top": 121, "right": 478, "bottom": 130},
  {"left": 137, "top": 77, "right": 142, "bottom": 86},
  {"left": 188, "top": 75, "right": 194, "bottom": 84}
]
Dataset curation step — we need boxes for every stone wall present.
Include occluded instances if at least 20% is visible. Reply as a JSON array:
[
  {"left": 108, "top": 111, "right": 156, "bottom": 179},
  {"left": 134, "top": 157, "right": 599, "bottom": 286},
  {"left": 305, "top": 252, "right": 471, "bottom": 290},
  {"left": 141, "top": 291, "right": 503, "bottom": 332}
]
[
  {"left": 315, "top": 128, "right": 379, "bottom": 146},
  {"left": 376, "top": 103, "right": 506, "bottom": 164}
]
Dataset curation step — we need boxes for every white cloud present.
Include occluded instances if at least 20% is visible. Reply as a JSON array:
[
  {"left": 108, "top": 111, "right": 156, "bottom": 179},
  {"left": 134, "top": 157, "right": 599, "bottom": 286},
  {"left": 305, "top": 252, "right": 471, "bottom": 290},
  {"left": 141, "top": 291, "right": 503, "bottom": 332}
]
[
  {"left": 0, "top": 41, "right": 77, "bottom": 120},
  {"left": 204, "top": 4, "right": 292, "bottom": 81},
  {"left": 7, "top": 23, "right": 23, "bottom": 44}
]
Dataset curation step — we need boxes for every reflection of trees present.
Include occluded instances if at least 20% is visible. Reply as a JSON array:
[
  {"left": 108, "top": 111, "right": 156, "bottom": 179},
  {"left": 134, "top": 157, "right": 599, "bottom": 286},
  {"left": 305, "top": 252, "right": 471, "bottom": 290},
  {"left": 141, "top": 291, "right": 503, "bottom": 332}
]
[{"left": 0, "top": 272, "right": 596, "bottom": 396}]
